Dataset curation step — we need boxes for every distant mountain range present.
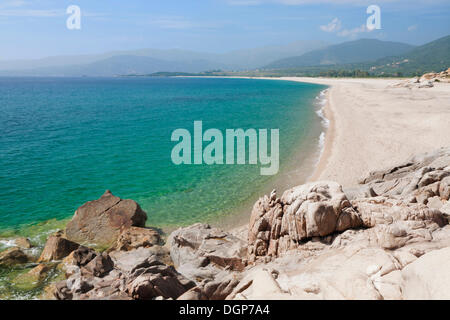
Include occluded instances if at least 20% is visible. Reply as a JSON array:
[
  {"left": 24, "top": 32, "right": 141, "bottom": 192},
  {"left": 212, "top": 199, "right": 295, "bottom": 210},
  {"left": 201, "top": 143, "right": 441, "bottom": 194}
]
[
  {"left": 0, "top": 40, "right": 327, "bottom": 76},
  {"left": 0, "top": 36, "right": 448, "bottom": 77}
]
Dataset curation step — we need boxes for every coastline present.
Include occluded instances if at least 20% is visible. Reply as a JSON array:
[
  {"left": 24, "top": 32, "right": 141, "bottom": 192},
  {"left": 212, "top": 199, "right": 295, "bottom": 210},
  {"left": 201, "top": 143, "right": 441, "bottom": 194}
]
[
  {"left": 226, "top": 76, "right": 450, "bottom": 231},
  {"left": 281, "top": 77, "right": 450, "bottom": 187}
]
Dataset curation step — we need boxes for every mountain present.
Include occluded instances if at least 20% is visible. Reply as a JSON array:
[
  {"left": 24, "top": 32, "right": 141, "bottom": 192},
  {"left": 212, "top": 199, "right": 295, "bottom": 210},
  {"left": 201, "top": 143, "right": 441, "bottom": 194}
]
[
  {"left": 367, "top": 35, "right": 450, "bottom": 75},
  {"left": 265, "top": 39, "right": 415, "bottom": 69},
  {"left": 0, "top": 40, "right": 327, "bottom": 76},
  {"left": 0, "top": 55, "right": 226, "bottom": 77}
]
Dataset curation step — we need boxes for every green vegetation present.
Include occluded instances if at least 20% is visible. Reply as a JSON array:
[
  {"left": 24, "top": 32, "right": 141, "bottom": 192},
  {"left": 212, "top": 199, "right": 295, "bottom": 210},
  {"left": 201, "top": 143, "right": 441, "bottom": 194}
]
[{"left": 260, "top": 35, "right": 450, "bottom": 78}]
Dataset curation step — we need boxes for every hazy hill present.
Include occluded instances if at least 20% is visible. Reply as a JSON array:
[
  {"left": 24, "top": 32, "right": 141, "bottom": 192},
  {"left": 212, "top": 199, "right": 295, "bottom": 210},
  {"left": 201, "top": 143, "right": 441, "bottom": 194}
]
[
  {"left": 265, "top": 39, "right": 415, "bottom": 69},
  {"left": 0, "top": 40, "right": 327, "bottom": 76}
]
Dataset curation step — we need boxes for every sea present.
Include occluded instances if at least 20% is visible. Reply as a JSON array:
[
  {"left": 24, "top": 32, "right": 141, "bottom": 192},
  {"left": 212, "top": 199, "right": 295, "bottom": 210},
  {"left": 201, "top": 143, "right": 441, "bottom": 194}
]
[{"left": 0, "top": 76, "right": 327, "bottom": 298}]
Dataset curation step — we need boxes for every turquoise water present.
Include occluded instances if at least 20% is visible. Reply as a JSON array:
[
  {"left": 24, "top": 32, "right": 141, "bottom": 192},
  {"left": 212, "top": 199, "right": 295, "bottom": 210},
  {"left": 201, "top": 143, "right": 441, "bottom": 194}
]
[{"left": 0, "top": 77, "right": 325, "bottom": 234}]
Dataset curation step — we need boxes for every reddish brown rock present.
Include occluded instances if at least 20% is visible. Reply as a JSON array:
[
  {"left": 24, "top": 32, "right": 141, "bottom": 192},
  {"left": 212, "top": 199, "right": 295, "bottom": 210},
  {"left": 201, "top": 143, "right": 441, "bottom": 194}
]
[
  {"left": 0, "top": 247, "right": 29, "bottom": 266},
  {"left": 38, "top": 233, "right": 80, "bottom": 262},
  {"left": 112, "top": 227, "right": 160, "bottom": 251},
  {"left": 65, "top": 190, "right": 147, "bottom": 248}
]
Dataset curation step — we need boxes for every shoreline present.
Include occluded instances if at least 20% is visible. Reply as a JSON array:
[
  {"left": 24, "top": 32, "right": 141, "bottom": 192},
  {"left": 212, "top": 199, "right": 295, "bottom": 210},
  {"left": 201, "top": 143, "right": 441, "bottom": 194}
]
[
  {"left": 308, "top": 87, "right": 334, "bottom": 182},
  {"left": 282, "top": 77, "right": 450, "bottom": 186},
  {"left": 227, "top": 76, "right": 450, "bottom": 231}
]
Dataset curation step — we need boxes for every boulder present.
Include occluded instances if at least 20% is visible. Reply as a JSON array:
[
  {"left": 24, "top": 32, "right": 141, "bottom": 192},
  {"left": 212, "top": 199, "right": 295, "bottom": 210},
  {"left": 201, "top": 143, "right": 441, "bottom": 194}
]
[
  {"left": 169, "top": 223, "right": 247, "bottom": 282},
  {"left": 177, "top": 286, "right": 208, "bottom": 300},
  {"left": 248, "top": 183, "right": 362, "bottom": 261},
  {"left": 38, "top": 233, "right": 79, "bottom": 262},
  {"left": 112, "top": 226, "right": 161, "bottom": 251},
  {"left": 13, "top": 263, "right": 54, "bottom": 290},
  {"left": 401, "top": 247, "right": 450, "bottom": 299},
  {"left": 0, "top": 247, "right": 29, "bottom": 266},
  {"left": 14, "top": 237, "right": 33, "bottom": 249},
  {"left": 82, "top": 252, "right": 114, "bottom": 278},
  {"left": 109, "top": 247, "right": 160, "bottom": 273},
  {"left": 65, "top": 190, "right": 147, "bottom": 248},
  {"left": 126, "top": 260, "right": 195, "bottom": 300},
  {"left": 72, "top": 246, "right": 98, "bottom": 267}
]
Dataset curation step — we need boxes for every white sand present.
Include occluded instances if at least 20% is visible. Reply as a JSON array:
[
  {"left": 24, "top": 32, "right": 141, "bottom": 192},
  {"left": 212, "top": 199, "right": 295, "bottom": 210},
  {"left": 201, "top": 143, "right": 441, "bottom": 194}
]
[{"left": 282, "top": 77, "right": 450, "bottom": 187}]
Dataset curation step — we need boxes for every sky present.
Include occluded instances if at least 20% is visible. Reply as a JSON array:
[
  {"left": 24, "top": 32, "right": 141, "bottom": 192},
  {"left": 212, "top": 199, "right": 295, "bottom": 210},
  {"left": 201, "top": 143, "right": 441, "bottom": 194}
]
[{"left": 0, "top": 0, "right": 449, "bottom": 60}]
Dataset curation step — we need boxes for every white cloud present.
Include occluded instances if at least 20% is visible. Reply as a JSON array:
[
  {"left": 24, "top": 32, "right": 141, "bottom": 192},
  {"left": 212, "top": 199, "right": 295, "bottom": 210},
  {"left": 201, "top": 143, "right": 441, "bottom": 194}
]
[
  {"left": 147, "top": 16, "right": 220, "bottom": 30},
  {"left": 337, "top": 24, "right": 370, "bottom": 37},
  {"left": 407, "top": 24, "right": 418, "bottom": 31},
  {"left": 0, "top": 9, "right": 64, "bottom": 17},
  {"left": 320, "top": 17, "right": 373, "bottom": 38},
  {"left": 320, "top": 17, "right": 341, "bottom": 32},
  {"left": 0, "top": 0, "right": 29, "bottom": 9}
]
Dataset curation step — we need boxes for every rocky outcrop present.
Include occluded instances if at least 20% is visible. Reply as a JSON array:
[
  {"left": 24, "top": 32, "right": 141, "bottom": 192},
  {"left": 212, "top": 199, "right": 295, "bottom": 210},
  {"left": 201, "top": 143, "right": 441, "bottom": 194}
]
[
  {"left": 54, "top": 247, "right": 194, "bottom": 300},
  {"left": 38, "top": 232, "right": 80, "bottom": 262},
  {"left": 401, "top": 247, "right": 450, "bottom": 299},
  {"left": 228, "top": 147, "right": 450, "bottom": 300},
  {"left": 65, "top": 190, "right": 147, "bottom": 248},
  {"left": 32, "top": 147, "right": 450, "bottom": 300},
  {"left": 169, "top": 223, "right": 247, "bottom": 282},
  {"left": 0, "top": 247, "right": 29, "bottom": 267},
  {"left": 247, "top": 182, "right": 362, "bottom": 262},
  {"left": 168, "top": 224, "right": 247, "bottom": 300},
  {"left": 111, "top": 226, "right": 161, "bottom": 251},
  {"left": 391, "top": 68, "right": 450, "bottom": 88}
]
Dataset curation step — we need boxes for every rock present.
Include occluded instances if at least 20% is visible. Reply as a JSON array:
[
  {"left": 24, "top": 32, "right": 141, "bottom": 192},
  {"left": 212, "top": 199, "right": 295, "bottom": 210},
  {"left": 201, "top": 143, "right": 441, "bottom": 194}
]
[
  {"left": 14, "top": 237, "right": 33, "bottom": 249},
  {"left": 247, "top": 182, "right": 362, "bottom": 261},
  {"left": 352, "top": 197, "right": 447, "bottom": 229},
  {"left": 58, "top": 251, "right": 80, "bottom": 277},
  {"left": 177, "top": 286, "right": 208, "bottom": 300},
  {"left": 40, "top": 283, "right": 58, "bottom": 300},
  {"left": 109, "top": 247, "right": 159, "bottom": 273},
  {"left": 401, "top": 247, "right": 450, "bottom": 299},
  {"left": 38, "top": 233, "right": 79, "bottom": 262},
  {"left": 127, "top": 261, "right": 195, "bottom": 300},
  {"left": 0, "top": 247, "right": 29, "bottom": 266},
  {"left": 112, "top": 227, "right": 161, "bottom": 251},
  {"left": 202, "top": 271, "right": 241, "bottom": 300},
  {"left": 28, "top": 263, "right": 53, "bottom": 279},
  {"left": 228, "top": 268, "right": 291, "bottom": 300},
  {"left": 72, "top": 246, "right": 97, "bottom": 266},
  {"left": 65, "top": 190, "right": 147, "bottom": 248},
  {"left": 82, "top": 252, "right": 114, "bottom": 278},
  {"left": 169, "top": 223, "right": 247, "bottom": 282},
  {"left": 13, "top": 263, "right": 54, "bottom": 290},
  {"left": 357, "top": 147, "right": 450, "bottom": 201}
]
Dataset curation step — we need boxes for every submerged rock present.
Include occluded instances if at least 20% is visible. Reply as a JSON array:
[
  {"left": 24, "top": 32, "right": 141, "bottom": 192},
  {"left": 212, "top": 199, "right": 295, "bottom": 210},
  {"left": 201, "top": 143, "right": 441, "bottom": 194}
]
[
  {"left": 0, "top": 247, "right": 29, "bottom": 267},
  {"left": 65, "top": 190, "right": 147, "bottom": 248},
  {"left": 13, "top": 263, "right": 54, "bottom": 290}
]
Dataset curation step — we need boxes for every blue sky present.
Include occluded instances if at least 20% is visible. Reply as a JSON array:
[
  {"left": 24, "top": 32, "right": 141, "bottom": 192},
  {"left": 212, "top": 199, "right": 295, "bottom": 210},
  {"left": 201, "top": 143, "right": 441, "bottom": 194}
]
[{"left": 0, "top": 0, "right": 449, "bottom": 59}]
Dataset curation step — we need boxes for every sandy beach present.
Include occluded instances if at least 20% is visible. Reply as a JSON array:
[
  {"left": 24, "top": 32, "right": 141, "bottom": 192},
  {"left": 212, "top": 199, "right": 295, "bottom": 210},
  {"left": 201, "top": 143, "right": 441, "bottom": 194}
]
[{"left": 283, "top": 77, "right": 450, "bottom": 187}]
